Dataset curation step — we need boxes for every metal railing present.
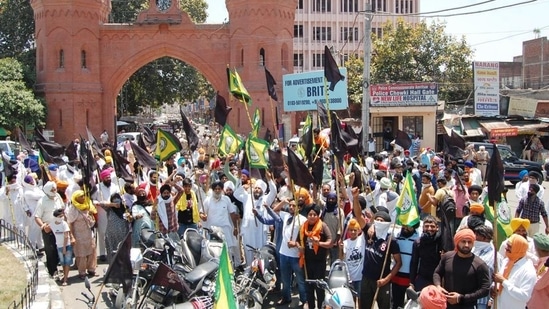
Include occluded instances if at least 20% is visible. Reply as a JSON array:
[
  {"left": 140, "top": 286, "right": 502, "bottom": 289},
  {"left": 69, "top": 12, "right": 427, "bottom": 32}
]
[{"left": 0, "top": 219, "right": 39, "bottom": 309}]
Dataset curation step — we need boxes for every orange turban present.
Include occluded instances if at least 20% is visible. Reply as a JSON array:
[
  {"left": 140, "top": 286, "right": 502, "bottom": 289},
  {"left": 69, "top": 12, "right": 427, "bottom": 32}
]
[
  {"left": 500, "top": 234, "right": 529, "bottom": 294},
  {"left": 419, "top": 285, "right": 447, "bottom": 309},
  {"left": 469, "top": 203, "right": 484, "bottom": 214},
  {"left": 348, "top": 218, "right": 360, "bottom": 230},
  {"left": 297, "top": 187, "right": 312, "bottom": 206},
  {"left": 55, "top": 180, "right": 69, "bottom": 190},
  {"left": 510, "top": 218, "right": 530, "bottom": 232},
  {"left": 453, "top": 228, "right": 475, "bottom": 251}
]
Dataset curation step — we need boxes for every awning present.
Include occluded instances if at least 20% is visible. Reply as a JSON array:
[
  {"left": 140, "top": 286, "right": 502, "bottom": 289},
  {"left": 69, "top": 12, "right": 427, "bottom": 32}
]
[
  {"left": 461, "top": 118, "right": 485, "bottom": 138},
  {"left": 478, "top": 120, "right": 517, "bottom": 138},
  {"left": 515, "top": 122, "right": 549, "bottom": 135}
]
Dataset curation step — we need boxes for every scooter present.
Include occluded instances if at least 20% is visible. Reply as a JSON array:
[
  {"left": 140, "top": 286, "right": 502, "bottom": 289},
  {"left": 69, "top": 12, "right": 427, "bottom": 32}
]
[{"left": 306, "top": 260, "right": 356, "bottom": 309}]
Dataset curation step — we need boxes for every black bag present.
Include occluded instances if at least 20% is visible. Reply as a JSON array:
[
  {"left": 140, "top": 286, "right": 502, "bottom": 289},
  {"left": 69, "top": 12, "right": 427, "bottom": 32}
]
[{"left": 437, "top": 189, "right": 456, "bottom": 218}]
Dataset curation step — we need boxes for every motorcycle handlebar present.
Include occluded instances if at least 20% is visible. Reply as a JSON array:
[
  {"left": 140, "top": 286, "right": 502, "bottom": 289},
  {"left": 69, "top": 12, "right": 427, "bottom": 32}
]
[
  {"left": 245, "top": 244, "right": 259, "bottom": 251},
  {"left": 81, "top": 292, "right": 92, "bottom": 302}
]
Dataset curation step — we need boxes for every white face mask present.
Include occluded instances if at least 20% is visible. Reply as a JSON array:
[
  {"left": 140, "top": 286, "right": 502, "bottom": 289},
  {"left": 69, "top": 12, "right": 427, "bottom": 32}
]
[
  {"left": 422, "top": 183, "right": 431, "bottom": 188},
  {"left": 473, "top": 241, "right": 491, "bottom": 253},
  {"left": 374, "top": 221, "right": 392, "bottom": 240}
]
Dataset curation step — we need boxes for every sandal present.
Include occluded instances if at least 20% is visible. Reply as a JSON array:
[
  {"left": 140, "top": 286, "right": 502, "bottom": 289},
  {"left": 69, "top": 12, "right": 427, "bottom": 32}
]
[{"left": 62, "top": 282, "right": 68, "bottom": 286}]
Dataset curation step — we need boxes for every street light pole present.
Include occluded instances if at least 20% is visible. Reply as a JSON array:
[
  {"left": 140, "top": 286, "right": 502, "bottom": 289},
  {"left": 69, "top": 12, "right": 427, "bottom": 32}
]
[{"left": 361, "top": 2, "right": 373, "bottom": 154}]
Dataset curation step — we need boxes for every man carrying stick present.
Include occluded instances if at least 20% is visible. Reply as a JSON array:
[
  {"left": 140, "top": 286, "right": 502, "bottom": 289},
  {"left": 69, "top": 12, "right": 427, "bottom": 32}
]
[{"left": 352, "top": 187, "right": 401, "bottom": 309}]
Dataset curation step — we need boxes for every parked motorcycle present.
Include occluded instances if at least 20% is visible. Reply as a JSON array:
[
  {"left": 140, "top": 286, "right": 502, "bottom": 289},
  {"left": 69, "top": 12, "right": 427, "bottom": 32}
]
[
  {"left": 402, "top": 287, "right": 421, "bottom": 309},
  {"left": 234, "top": 243, "right": 277, "bottom": 308},
  {"left": 306, "top": 260, "right": 356, "bottom": 309}
]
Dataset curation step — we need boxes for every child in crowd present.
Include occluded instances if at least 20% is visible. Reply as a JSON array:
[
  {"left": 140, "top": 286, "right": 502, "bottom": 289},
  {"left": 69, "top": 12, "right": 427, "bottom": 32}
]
[
  {"left": 343, "top": 218, "right": 365, "bottom": 299},
  {"left": 52, "top": 208, "right": 72, "bottom": 286}
]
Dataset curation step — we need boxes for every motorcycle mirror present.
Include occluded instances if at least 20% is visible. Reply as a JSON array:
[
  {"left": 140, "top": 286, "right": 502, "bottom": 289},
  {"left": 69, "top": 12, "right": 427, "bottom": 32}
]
[{"left": 84, "top": 277, "right": 91, "bottom": 290}]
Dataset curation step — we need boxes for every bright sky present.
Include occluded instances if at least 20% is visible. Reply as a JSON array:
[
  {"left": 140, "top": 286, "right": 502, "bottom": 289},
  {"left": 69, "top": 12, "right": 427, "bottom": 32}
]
[{"left": 205, "top": 0, "right": 549, "bottom": 62}]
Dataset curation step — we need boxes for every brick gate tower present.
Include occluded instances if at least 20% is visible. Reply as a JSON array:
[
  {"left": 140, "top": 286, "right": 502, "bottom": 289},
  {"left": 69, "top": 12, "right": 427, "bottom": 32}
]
[{"left": 30, "top": 0, "right": 296, "bottom": 144}]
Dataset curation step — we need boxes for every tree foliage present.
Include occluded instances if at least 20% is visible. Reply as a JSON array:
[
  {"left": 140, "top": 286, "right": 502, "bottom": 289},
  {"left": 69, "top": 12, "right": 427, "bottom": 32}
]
[
  {"left": 0, "top": 58, "right": 45, "bottom": 130},
  {"left": 346, "top": 20, "right": 474, "bottom": 105},
  {"left": 0, "top": 0, "right": 34, "bottom": 58}
]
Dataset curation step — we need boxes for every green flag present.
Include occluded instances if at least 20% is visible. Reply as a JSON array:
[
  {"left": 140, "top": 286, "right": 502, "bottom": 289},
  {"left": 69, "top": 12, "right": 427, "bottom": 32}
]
[
  {"left": 155, "top": 129, "right": 181, "bottom": 162},
  {"left": 218, "top": 124, "right": 243, "bottom": 156},
  {"left": 246, "top": 135, "right": 269, "bottom": 169},
  {"left": 227, "top": 67, "right": 251, "bottom": 105},
  {"left": 301, "top": 113, "right": 313, "bottom": 160},
  {"left": 252, "top": 108, "right": 261, "bottom": 137},
  {"left": 213, "top": 243, "right": 237, "bottom": 309},
  {"left": 395, "top": 173, "right": 420, "bottom": 227},
  {"left": 482, "top": 195, "right": 513, "bottom": 250}
]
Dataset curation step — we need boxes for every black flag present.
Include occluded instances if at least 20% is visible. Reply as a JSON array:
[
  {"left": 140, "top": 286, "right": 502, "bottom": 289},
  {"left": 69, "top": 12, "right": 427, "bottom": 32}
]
[
  {"left": 109, "top": 146, "right": 134, "bottom": 183},
  {"left": 324, "top": 45, "right": 345, "bottom": 91},
  {"left": 487, "top": 143, "right": 504, "bottom": 206},
  {"left": 142, "top": 125, "right": 156, "bottom": 147},
  {"left": 180, "top": 107, "right": 199, "bottom": 151},
  {"left": 17, "top": 127, "right": 33, "bottom": 154},
  {"left": 2, "top": 152, "right": 16, "bottom": 179},
  {"left": 316, "top": 101, "right": 329, "bottom": 128},
  {"left": 395, "top": 130, "right": 412, "bottom": 150},
  {"left": 264, "top": 67, "right": 278, "bottom": 101},
  {"left": 130, "top": 142, "right": 157, "bottom": 169},
  {"left": 214, "top": 93, "right": 232, "bottom": 126},
  {"left": 65, "top": 141, "right": 78, "bottom": 162},
  {"left": 104, "top": 232, "right": 133, "bottom": 293},
  {"left": 287, "top": 147, "right": 314, "bottom": 188},
  {"left": 268, "top": 149, "right": 285, "bottom": 179}
]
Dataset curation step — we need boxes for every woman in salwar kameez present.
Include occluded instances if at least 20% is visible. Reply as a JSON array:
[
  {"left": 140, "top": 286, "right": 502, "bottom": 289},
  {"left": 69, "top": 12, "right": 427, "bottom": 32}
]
[
  {"left": 104, "top": 193, "right": 130, "bottom": 263},
  {"left": 66, "top": 190, "right": 97, "bottom": 279}
]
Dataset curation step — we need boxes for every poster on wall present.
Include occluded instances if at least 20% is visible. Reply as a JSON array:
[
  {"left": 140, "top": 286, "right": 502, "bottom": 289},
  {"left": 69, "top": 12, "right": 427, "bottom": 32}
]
[
  {"left": 282, "top": 69, "right": 348, "bottom": 112},
  {"left": 473, "top": 61, "right": 500, "bottom": 116},
  {"left": 370, "top": 83, "right": 438, "bottom": 107},
  {"left": 508, "top": 96, "right": 538, "bottom": 117}
]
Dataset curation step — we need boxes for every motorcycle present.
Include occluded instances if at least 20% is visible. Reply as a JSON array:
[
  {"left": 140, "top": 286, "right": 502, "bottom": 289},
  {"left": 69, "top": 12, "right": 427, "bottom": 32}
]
[
  {"left": 306, "top": 260, "right": 356, "bottom": 309},
  {"left": 402, "top": 287, "right": 421, "bottom": 309},
  {"left": 76, "top": 277, "right": 96, "bottom": 309},
  {"left": 234, "top": 243, "right": 277, "bottom": 308}
]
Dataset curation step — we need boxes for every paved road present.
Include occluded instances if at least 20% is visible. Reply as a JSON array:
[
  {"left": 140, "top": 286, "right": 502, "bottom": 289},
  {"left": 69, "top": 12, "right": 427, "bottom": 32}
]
[{"left": 59, "top": 181, "right": 548, "bottom": 308}]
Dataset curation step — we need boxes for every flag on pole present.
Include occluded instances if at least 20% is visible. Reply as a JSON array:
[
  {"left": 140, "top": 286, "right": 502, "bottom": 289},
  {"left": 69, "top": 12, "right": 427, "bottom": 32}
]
[
  {"left": 214, "top": 93, "right": 232, "bottom": 126},
  {"left": 180, "top": 107, "right": 199, "bottom": 151},
  {"left": 487, "top": 143, "right": 504, "bottom": 206},
  {"left": 301, "top": 113, "right": 313, "bottom": 161},
  {"left": 395, "top": 173, "right": 420, "bottom": 227},
  {"left": 246, "top": 135, "right": 269, "bottom": 169},
  {"left": 130, "top": 141, "right": 157, "bottom": 169},
  {"left": 104, "top": 232, "right": 133, "bottom": 292},
  {"left": 252, "top": 108, "right": 261, "bottom": 137},
  {"left": 324, "top": 45, "right": 345, "bottom": 91},
  {"left": 482, "top": 196, "right": 513, "bottom": 250},
  {"left": 227, "top": 67, "right": 251, "bottom": 105},
  {"left": 17, "top": 127, "right": 33, "bottom": 154},
  {"left": 395, "top": 130, "right": 413, "bottom": 150},
  {"left": 218, "top": 124, "right": 243, "bottom": 156},
  {"left": 316, "top": 101, "right": 329, "bottom": 128},
  {"left": 214, "top": 243, "right": 237, "bottom": 309},
  {"left": 264, "top": 67, "right": 278, "bottom": 101},
  {"left": 1, "top": 152, "right": 16, "bottom": 179},
  {"left": 287, "top": 147, "right": 315, "bottom": 188},
  {"left": 155, "top": 129, "right": 181, "bottom": 162}
]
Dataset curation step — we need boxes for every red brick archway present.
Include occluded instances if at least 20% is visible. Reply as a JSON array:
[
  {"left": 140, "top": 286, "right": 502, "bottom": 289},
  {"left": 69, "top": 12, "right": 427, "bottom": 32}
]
[{"left": 31, "top": 0, "right": 296, "bottom": 144}]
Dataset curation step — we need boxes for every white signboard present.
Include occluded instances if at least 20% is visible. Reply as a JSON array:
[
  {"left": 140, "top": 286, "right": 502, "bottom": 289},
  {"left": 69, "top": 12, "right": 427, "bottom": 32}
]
[
  {"left": 508, "top": 96, "right": 538, "bottom": 117},
  {"left": 473, "top": 61, "right": 500, "bottom": 116},
  {"left": 282, "top": 69, "right": 348, "bottom": 111}
]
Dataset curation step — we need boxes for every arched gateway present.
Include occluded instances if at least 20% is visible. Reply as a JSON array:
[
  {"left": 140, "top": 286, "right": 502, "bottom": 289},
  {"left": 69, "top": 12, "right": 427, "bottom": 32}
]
[{"left": 31, "top": 0, "right": 296, "bottom": 144}]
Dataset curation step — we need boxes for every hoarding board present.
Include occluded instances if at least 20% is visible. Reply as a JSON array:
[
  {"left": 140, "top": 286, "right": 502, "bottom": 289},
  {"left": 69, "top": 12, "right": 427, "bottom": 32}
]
[
  {"left": 474, "top": 61, "right": 500, "bottom": 116},
  {"left": 370, "top": 83, "right": 438, "bottom": 107}
]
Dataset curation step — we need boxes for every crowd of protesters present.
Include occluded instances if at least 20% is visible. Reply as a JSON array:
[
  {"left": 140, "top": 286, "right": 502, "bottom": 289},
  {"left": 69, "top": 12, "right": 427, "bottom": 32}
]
[{"left": 1, "top": 127, "right": 549, "bottom": 309}]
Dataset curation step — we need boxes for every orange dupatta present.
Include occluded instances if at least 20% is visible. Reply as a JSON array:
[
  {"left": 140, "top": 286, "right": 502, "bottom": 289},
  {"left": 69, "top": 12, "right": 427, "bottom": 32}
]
[{"left": 299, "top": 219, "right": 323, "bottom": 267}]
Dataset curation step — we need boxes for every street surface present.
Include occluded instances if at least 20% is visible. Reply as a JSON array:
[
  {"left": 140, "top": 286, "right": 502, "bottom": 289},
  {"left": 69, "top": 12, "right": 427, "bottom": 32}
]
[{"left": 59, "top": 181, "right": 547, "bottom": 308}]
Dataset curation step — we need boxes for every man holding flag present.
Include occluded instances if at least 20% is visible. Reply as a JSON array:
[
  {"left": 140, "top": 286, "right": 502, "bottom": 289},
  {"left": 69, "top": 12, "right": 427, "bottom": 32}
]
[{"left": 392, "top": 173, "right": 421, "bottom": 309}]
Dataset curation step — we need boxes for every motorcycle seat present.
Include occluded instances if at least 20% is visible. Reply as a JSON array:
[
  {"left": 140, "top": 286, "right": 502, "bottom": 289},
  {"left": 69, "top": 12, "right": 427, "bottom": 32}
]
[
  {"left": 328, "top": 262, "right": 350, "bottom": 289},
  {"left": 182, "top": 229, "right": 203, "bottom": 267},
  {"left": 184, "top": 260, "right": 218, "bottom": 286}
]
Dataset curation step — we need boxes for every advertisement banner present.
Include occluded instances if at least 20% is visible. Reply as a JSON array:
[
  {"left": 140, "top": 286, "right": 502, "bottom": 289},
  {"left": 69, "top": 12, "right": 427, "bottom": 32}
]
[
  {"left": 490, "top": 127, "right": 518, "bottom": 138},
  {"left": 508, "top": 96, "right": 538, "bottom": 117},
  {"left": 282, "top": 69, "right": 348, "bottom": 112},
  {"left": 474, "top": 61, "right": 500, "bottom": 116},
  {"left": 370, "top": 83, "right": 438, "bottom": 107}
]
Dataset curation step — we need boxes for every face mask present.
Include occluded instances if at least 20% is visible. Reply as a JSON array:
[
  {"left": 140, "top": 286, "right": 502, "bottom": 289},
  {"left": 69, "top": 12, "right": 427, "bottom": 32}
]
[
  {"left": 422, "top": 183, "right": 431, "bottom": 188},
  {"left": 45, "top": 190, "right": 57, "bottom": 198},
  {"left": 213, "top": 192, "right": 222, "bottom": 199},
  {"left": 137, "top": 196, "right": 147, "bottom": 202},
  {"left": 474, "top": 241, "right": 491, "bottom": 253},
  {"left": 325, "top": 200, "right": 337, "bottom": 212},
  {"left": 374, "top": 221, "right": 391, "bottom": 240}
]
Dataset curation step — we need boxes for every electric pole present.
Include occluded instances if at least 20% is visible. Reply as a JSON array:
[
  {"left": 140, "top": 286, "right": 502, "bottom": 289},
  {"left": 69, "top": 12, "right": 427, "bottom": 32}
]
[{"left": 361, "top": 2, "right": 373, "bottom": 154}]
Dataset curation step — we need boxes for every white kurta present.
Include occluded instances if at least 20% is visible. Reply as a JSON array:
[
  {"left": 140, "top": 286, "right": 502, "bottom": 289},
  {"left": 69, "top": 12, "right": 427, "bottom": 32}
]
[
  {"left": 91, "top": 182, "right": 120, "bottom": 256},
  {"left": 0, "top": 183, "right": 28, "bottom": 230},
  {"left": 201, "top": 195, "right": 237, "bottom": 247},
  {"left": 496, "top": 257, "right": 537, "bottom": 309},
  {"left": 22, "top": 182, "right": 45, "bottom": 248},
  {"left": 234, "top": 180, "right": 277, "bottom": 265}
]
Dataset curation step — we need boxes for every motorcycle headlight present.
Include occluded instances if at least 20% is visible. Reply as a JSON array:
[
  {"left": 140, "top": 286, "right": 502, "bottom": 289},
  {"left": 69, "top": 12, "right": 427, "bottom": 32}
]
[{"left": 263, "top": 272, "right": 276, "bottom": 286}]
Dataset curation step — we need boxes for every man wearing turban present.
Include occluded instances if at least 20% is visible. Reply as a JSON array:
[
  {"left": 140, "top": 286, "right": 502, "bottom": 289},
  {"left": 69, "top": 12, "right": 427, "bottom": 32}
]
[
  {"left": 493, "top": 234, "right": 537, "bottom": 308},
  {"left": 527, "top": 233, "right": 549, "bottom": 308},
  {"left": 498, "top": 218, "right": 539, "bottom": 265},
  {"left": 433, "top": 228, "right": 490, "bottom": 308},
  {"left": 233, "top": 171, "right": 277, "bottom": 266},
  {"left": 91, "top": 168, "right": 121, "bottom": 262},
  {"left": 515, "top": 183, "right": 549, "bottom": 236}
]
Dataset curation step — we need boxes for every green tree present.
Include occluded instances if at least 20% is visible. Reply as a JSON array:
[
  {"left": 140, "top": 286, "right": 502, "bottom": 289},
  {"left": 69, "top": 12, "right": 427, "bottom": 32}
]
[
  {"left": 346, "top": 20, "right": 474, "bottom": 105},
  {"left": 0, "top": 0, "right": 34, "bottom": 58},
  {"left": 0, "top": 58, "right": 45, "bottom": 130}
]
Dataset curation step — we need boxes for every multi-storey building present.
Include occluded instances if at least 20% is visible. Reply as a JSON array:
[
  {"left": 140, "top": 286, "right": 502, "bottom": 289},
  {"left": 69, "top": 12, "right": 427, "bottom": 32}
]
[{"left": 293, "top": 0, "right": 421, "bottom": 72}]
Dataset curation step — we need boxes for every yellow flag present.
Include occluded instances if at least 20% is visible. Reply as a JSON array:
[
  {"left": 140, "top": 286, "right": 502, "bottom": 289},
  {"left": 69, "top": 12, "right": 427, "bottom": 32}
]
[{"left": 155, "top": 129, "right": 181, "bottom": 162}]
